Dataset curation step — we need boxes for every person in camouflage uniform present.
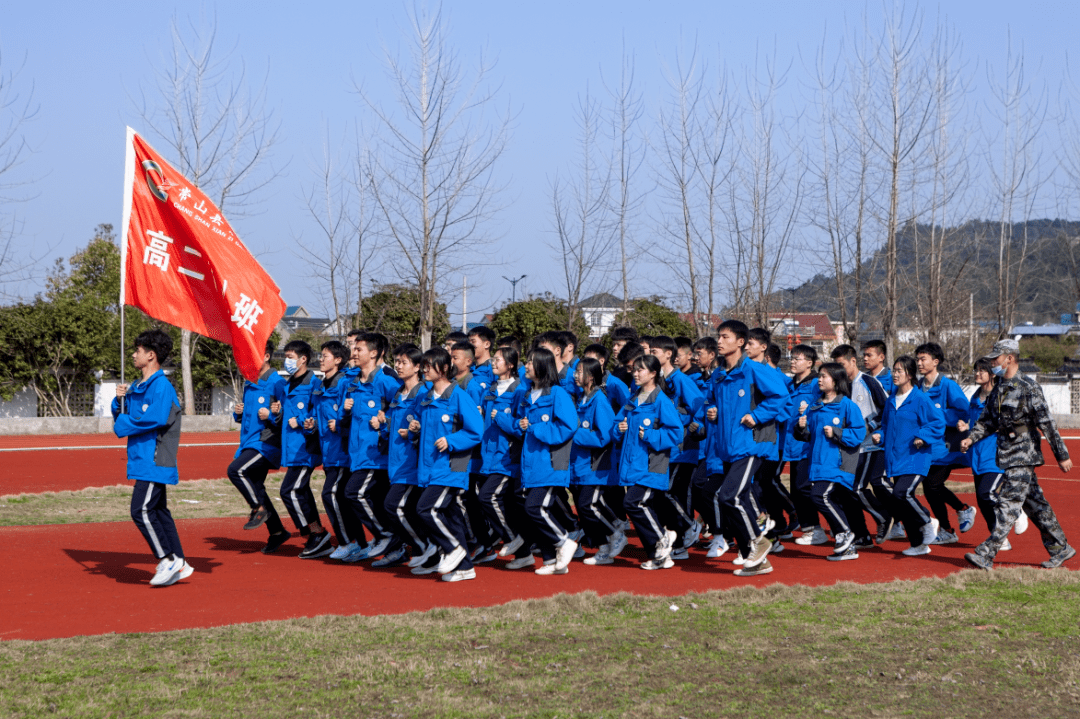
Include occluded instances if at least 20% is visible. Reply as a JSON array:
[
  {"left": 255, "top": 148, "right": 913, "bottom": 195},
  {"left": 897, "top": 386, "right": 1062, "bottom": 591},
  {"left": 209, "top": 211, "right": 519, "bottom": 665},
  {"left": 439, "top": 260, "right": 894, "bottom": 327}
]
[{"left": 961, "top": 339, "right": 1076, "bottom": 570}]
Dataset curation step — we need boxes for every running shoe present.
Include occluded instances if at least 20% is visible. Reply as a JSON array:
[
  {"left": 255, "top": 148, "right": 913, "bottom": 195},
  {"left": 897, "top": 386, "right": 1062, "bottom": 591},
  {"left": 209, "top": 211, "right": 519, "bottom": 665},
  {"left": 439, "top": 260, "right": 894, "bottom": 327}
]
[
  {"left": 371, "top": 545, "right": 408, "bottom": 568},
  {"left": 441, "top": 567, "right": 476, "bottom": 582},
  {"left": 506, "top": 556, "right": 536, "bottom": 570},
  {"left": 243, "top": 507, "right": 269, "bottom": 531},
  {"left": 1042, "top": 544, "right": 1076, "bottom": 569},
  {"left": 584, "top": 551, "right": 614, "bottom": 566},
  {"left": 769, "top": 541, "right": 784, "bottom": 554},
  {"left": 670, "top": 548, "right": 690, "bottom": 560},
  {"left": 475, "top": 547, "right": 501, "bottom": 564},
  {"left": 1014, "top": 512, "right": 1029, "bottom": 535},
  {"left": 826, "top": 547, "right": 859, "bottom": 562},
  {"left": 555, "top": 538, "right": 579, "bottom": 571},
  {"left": 964, "top": 551, "right": 992, "bottom": 570},
  {"left": 833, "top": 531, "right": 855, "bottom": 554},
  {"left": 299, "top": 531, "right": 333, "bottom": 559},
  {"left": 408, "top": 543, "right": 438, "bottom": 568},
  {"left": 795, "top": 527, "right": 829, "bottom": 546},
  {"left": 607, "top": 531, "right": 629, "bottom": 558},
  {"left": 683, "top": 520, "right": 702, "bottom": 549},
  {"left": 330, "top": 541, "right": 359, "bottom": 560},
  {"left": 733, "top": 559, "right": 773, "bottom": 576},
  {"left": 363, "top": 536, "right": 392, "bottom": 560},
  {"left": 886, "top": 524, "right": 908, "bottom": 541},
  {"left": 176, "top": 560, "right": 195, "bottom": 582},
  {"left": 261, "top": 531, "right": 291, "bottom": 555},
  {"left": 874, "top": 518, "right": 895, "bottom": 545},
  {"left": 340, "top": 542, "right": 371, "bottom": 563},
  {"left": 852, "top": 535, "right": 875, "bottom": 550},
  {"left": 535, "top": 561, "right": 568, "bottom": 575},
  {"left": 410, "top": 554, "right": 441, "bottom": 575},
  {"left": 957, "top": 505, "right": 977, "bottom": 533},
  {"left": 732, "top": 553, "right": 747, "bottom": 566},
  {"left": 902, "top": 544, "right": 931, "bottom": 556},
  {"left": 640, "top": 557, "right": 675, "bottom": 570},
  {"left": 999, "top": 538, "right": 1012, "bottom": 551},
  {"left": 920, "top": 518, "right": 940, "bottom": 548},
  {"left": 931, "top": 529, "right": 958, "bottom": 545},
  {"left": 705, "top": 535, "right": 730, "bottom": 559},
  {"left": 498, "top": 535, "right": 524, "bottom": 557},
  {"left": 150, "top": 555, "right": 183, "bottom": 586},
  {"left": 436, "top": 546, "right": 468, "bottom": 574}
]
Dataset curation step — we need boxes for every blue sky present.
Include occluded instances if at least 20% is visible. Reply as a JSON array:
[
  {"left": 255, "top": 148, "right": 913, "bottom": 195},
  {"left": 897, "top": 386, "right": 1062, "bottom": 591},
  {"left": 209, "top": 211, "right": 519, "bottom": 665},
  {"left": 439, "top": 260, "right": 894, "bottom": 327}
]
[{"left": 3, "top": 1, "right": 1078, "bottom": 324}]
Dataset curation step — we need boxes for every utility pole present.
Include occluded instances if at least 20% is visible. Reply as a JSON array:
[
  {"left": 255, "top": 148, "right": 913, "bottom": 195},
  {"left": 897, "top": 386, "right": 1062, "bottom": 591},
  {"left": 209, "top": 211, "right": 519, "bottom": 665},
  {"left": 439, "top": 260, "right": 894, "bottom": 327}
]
[
  {"left": 969, "top": 292, "right": 974, "bottom": 365},
  {"left": 503, "top": 274, "right": 527, "bottom": 303},
  {"left": 462, "top": 276, "right": 468, "bottom": 332}
]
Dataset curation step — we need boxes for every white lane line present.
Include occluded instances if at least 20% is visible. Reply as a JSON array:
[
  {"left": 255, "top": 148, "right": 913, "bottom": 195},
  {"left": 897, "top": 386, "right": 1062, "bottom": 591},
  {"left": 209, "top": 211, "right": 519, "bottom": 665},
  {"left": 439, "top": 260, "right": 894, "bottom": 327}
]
[{"left": 0, "top": 442, "right": 237, "bottom": 452}]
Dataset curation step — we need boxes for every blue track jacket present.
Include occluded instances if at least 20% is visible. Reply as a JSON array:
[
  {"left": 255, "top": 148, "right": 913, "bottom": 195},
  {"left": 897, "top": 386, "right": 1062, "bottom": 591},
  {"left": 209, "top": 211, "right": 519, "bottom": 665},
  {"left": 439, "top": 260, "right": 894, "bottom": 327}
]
[
  {"left": 480, "top": 378, "right": 525, "bottom": 478},
  {"left": 340, "top": 366, "right": 401, "bottom": 472},
  {"left": 703, "top": 354, "right": 790, "bottom": 472},
  {"left": 604, "top": 372, "right": 631, "bottom": 414},
  {"left": 111, "top": 370, "right": 182, "bottom": 485},
  {"left": 614, "top": 388, "right": 683, "bottom": 490},
  {"left": 386, "top": 381, "right": 429, "bottom": 486},
  {"left": 313, "top": 371, "right": 350, "bottom": 468},
  {"left": 794, "top": 396, "right": 866, "bottom": 489},
  {"left": 558, "top": 358, "right": 582, "bottom": 401},
  {"left": 513, "top": 385, "right": 578, "bottom": 489},
  {"left": 782, "top": 375, "right": 820, "bottom": 462},
  {"left": 872, "top": 368, "right": 894, "bottom": 394},
  {"left": 416, "top": 383, "right": 483, "bottom": 489},
  {"left": 571, "top": 387, "right": 616, "bottom": 486},
  {"left": 662, "top": 367, "right": 706, "bottom": 465},
  {"left": 232, "top": 366, "right": 286, "bottom": 467},
  {"left": 878, "top": 387, "right": 946, "bottom": 477},
  {"left": 921, "top": 374, "right": 971, "bottom": 467},
  {"left": 282, "top": 370, "right": 322, "bottom": 468},
  {"left": 968, "top": 389, "right": 1003, "bottom": 475}
]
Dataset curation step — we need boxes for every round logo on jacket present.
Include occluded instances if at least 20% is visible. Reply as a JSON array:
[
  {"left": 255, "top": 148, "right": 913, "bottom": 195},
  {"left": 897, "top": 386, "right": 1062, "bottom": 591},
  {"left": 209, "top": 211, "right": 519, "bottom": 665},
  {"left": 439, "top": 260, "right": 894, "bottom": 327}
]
[
  {"left": 857, "top": 394, "right": 864, "bottom": 403},
  {"left": 142, "top": 404, "right": 149, "bottom": 411},
  {"left": 258, "top": 397, "right": 265, "bottom": 404},
  {"left": 643, "top": 418, "right": 652, "bottom": 427},
  {"left": 407, "top": 414, "right": 415, "bottom": 423},
  {"left": 832, "top": 417, "right": 840, "bottom": 425},
  {"left": 541, "top": 414, "right": 550, "bottom": 422},
  {"left": 297, "top": 402, "right": 304, "bottom": 409},
  {"left": 368, "top": 400, "right": 376, "bottom": 408},
  {"left": 935, "top": 403, "right": 941, "bottom": 409},
  {"left": 333, "top": 404, "right": 338, "bottom": 411},
  {"left": 503, "top": 407, "right": 511, "bottom": 413},
  {"left": 738, "top": 389, "right": 745, "bottom": 397},
  {"left": 582, "top": 420, "right": 590, "bottom": 428},
  {"left": 481, "top": 382, "right": 487, "bottom": 389},
  {"left": 441, "top": 414, "right": 450, "bottom": 423}
]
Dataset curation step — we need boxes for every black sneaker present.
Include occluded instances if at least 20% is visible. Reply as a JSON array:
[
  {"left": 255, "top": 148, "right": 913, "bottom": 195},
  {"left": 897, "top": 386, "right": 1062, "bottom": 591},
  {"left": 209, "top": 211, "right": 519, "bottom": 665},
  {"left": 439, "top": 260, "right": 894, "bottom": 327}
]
[
  {"left": 261, "top": 531, "right": 291, "bottom": 554},
  {"left": 852, "top": 535, "right": 874, "bottom": 550},
  {"left": 874, "top": 517, "right": 894, "bottom": 545},
  {"left": 244, "top": 507, "right": 269, "bottom": 531},
  {"left": 299, "top": 531, "right": 334, "bottom": 559}
]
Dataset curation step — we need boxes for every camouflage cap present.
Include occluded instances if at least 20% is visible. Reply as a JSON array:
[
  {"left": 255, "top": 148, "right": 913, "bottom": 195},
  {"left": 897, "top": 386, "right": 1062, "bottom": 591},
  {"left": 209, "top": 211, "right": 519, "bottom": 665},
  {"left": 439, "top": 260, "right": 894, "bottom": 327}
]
[{"left": 986, "top": 338, "right": 1020, "bottom": 358}]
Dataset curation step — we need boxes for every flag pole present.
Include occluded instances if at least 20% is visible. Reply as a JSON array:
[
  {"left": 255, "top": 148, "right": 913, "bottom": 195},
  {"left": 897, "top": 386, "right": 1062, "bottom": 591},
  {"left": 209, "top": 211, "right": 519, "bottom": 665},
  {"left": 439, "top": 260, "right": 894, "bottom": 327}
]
[{"left": 119, "top": 127, "right": 137, "bottom": 411}]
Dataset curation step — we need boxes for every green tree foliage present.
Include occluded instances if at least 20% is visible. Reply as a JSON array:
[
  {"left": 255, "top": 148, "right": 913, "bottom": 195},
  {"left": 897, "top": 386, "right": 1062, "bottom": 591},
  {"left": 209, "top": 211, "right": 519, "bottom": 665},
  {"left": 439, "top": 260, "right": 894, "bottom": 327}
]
[
  {"left": 1020, "top": 336, "right": 1080, "bottom": 373},
  {"left": 488, "top": 294, "right": 590, "bottom": 348},
  {"left": 600, "top": 298, "right": 696, "bottom": 345},
  {"left": 359, "top": 284, "right": 451, "bottom": 348}
]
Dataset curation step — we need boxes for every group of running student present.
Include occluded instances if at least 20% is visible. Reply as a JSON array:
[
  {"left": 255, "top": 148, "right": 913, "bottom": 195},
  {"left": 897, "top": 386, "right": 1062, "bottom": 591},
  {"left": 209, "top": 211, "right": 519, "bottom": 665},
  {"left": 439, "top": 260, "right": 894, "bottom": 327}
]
[{"left": 220, "top": 322, "right": 1076, "bottom": 584}]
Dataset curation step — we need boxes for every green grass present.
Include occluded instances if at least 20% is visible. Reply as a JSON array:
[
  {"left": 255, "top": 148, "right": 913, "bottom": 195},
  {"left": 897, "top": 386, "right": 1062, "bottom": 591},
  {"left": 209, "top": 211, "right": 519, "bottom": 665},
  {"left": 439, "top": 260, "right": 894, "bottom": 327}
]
[{"left": 2, "top": 569, "right": 1079, "bottom": 718}]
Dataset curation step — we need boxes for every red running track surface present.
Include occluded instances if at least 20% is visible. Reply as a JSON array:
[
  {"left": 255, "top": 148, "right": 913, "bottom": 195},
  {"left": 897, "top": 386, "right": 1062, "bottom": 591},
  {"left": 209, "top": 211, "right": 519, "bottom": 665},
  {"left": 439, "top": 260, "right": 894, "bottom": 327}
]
[{"left": 2, "top": 484, "right": 1078, "bottom": 641}]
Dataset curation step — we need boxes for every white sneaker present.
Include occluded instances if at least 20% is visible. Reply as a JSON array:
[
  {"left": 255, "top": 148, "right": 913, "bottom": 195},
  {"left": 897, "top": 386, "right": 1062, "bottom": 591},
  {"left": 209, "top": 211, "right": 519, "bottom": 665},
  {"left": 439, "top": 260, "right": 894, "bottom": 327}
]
[
  {"left": 441, "top": 567, "right": 476, "bottom": 582},
  {"left": 176, "top": 560, "right": 194, "bottom": 582},
  {"left": 408, "top": 543, "right": 439, "bottom": 568},
  {"left": 641, "top": 557, "right": 675, "bottom": 570},
  {"left": 607, "top": 531, "right": 629, "bottom": 558},
  {"left": 506, "top": 555, "right": 536, "bottom": 570},
  {"left": 660, "top": 530, "right": 678, "bottom": 560},
  {"left": 535, "top": 561, "right": 568, "bottom": 575},
  {"left": 733, "top": 554, "right": 747, "bottom": 565},
  {"left": 436, "top": 545, "right": 468, "bottom": 574},
  {"left": 902, "top": 544, "right": 931, "bottom": 556},
  {"left": 706, "top": 535, "right": 730, "bottom": 558},
  {"left": 555, "top": 538, "right": 579, "bottom": 571},
  {"left": 584, "top": 551, "right": 614, "bottom": 565},
  {"left": 957, "top": 505, "right": 977, "bottom": 533},
  {"left": 498, "top": 535, "right": 524, "bottom": 557},
  {"left": 795, "top": 527, "right": 829, "bottom": 545},
  {"left": 931, "top": 529, "right": 958, "bottom": 545},
  {"left": 364, "top": 536, "right": 392, "bottom": 560},
  {"left": 1000, "top": 538, "right": 1012, "bottom": 551},
  {"left": 886, "top": 524, "right": 908, "bottom": 541},
  {"left": 921, "top": 518, "right": 940, "bottom": 548},
  {"left": 150, "top": 555, "right": 183, "bottom": 587},
  {"left": 1014, "top": 511, "right": 1029, "bottom": 535}
]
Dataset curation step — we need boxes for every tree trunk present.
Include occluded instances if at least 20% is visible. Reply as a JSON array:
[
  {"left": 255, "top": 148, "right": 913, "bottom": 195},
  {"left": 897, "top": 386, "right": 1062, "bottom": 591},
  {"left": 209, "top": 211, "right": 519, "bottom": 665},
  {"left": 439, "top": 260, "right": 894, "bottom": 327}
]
[{"left": 181, "top": 328, "right": 195, "bottom": 415}]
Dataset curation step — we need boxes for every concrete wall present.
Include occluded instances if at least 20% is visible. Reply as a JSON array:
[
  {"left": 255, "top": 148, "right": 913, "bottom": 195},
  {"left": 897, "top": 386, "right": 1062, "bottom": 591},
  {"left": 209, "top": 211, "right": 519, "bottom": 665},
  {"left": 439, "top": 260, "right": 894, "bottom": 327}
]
[{"left": 0, "top": 387, "right": 37, "bottom": 418}]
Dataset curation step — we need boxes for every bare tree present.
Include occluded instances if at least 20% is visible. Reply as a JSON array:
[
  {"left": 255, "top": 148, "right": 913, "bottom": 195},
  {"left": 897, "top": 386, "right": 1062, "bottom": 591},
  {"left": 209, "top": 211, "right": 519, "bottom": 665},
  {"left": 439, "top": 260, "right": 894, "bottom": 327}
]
[
  {"left": 360, "top": 6, "right": 510, "bottom": 350},
  {"left": 985, "top": 34, "right": 1047, "bottom": 338},
  {"left": 0, "top": 44, "right": 41, "bottom": 299},
  {"left": 135, "top": 16, "right": 281, "bottom": 414},
  {"left": 347, "top": 142, "right": 383, "bottom": 331},
  {"left": 551, "top": 89, "right": 615, "bottom": 328},
  {"left": 602, "top": 45, "right": 647, "bottom": 318}
]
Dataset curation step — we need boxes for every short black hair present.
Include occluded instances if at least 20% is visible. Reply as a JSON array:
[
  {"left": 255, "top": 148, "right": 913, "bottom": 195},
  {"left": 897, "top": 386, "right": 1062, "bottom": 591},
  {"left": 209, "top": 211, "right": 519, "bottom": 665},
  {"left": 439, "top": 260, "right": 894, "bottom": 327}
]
[
  {"left": 320, "top": 340, "right": 349, "bottom": 368},
  {"left": 558, "top": 330, "right": 578, "bottom": 352},
  {"left": 527, "top": 347, "right": 560, "bottom": 390},
  {"left": 638, "top": 335, "right": 654, "bottom": 346},
  {"left": 617, "top": 341, "right": 644, "bottom": 367},
  {"left": 468, "top": 326, "right": 496, "bottom": 346},
  {"left": 765, "top": 343, "right": 781, "bottom": 366},
  {"left": 861, "top": 339, "right": 887, "bottom": 358},
  {"left": 818, "top": 362, "right": 851, "bottom": 398},
  {"left": 442, "top": 331, "right": 468, "bottom": 345},
  {"left": 674, "top": 336, "right": 693, "bottom": 353},
  {"left": 369, "top": 332, "right": 391, "bottom": 361},
  {"left": 537, "top": 331, "right": 568, "bottom": 353},
  {"left": 264, "top": 339, "right": 276, "bottom": 357},
  {"left": 354, "top": 332, "right": 384, "bottom": 359},
  {"left": 716, "top": 320, "right": 748, "bottom": 347},
  {"left": 791, "top": 344, "right": 818, "bottom": 364},
  {"left": 346, "top": 328, "right": 364, "bottom": 340},
  {"left": 650, "top": 335, "right": 676, "bottom": 356},
  {"left": 915, "top": 342, "right": 944, "bottom": 364},
  {"left": 611, "top": 326, "right": 639, "bottom": 343},
  {"left": 450, "top": 341, "right": 475, "bottom": 357},
  {"left": 583, "top": 343, "right": 609, "bottom": 362},
  {"left": 497, "top": 335, "right": 522, "bottom": 354},
  {"left": 831, "top": 344, "right": 858, "bottom": 362},
  {"left": 692, "top": 337, "right": 717, "bottom": 354},
  {"left": 393, "top": 343, "right": 424, "bottom": 367},
  {"left": 283, "top": 339, "right": 312, "bottom": 363},
  {"left": 134, "top": 329, "right": 173, "bottom": 365},
  {"left": 747, "top": 327, "right": 771, "bottom": 346}
]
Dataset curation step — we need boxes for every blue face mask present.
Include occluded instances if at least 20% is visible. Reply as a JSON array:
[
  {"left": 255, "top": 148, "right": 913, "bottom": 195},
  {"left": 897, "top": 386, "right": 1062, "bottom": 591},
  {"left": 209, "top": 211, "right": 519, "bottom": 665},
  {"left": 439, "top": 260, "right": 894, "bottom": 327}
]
[
  {"left": 284, "top": 357, "right": 299, "bottom": 375},
  {"left": 990, "top": 363, "right": 1005, "bottom": 377}
]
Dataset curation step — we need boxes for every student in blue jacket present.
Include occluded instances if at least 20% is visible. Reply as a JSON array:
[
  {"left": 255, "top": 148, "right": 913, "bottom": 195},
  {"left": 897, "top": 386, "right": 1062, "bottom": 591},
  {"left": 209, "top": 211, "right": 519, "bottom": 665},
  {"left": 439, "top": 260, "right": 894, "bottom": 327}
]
[
  {"left": 380, "top": 344, "right": 431, "bottom": 569},
  {"left": 410, "top": 348, "right": 484, "bottom": 582},
  {"left": 959, "top": 357, "right": 1014, "bottom": 544},
  {"left": 702, "top": 320, "right": 790, "bottom": 577},
  {"left": 569, "top": 357, "right": 624, "bottom": 565},
  {"left": 690, "top": 337, "right": 721, "bottom": 548},
  {"left": 785, "top": 345, "right": 825, "bottom": 548},
  {"left": 862, "top": 340, "right": 893, "bottom": 394},
  {"left": 478, "top": 346, "right": 528, "bottom": 561},
  {"left": 584, "top": 342, "right": 632, "bottom": 532},
  {"left": 872, "top": 355, "right": 946, "bottom": 556},
  {"left": 312, "top": 341, "right": 356, "bottom": 560},
  {"left": 916, "top": 342, "right": 976, "bottom": 544},
  {"left": 227, "top": 339, "right": 289, "bottom": 551},
  {"left": 613, "top": 354, "right": 684, "bottom": 570},
  {"left": 794, "top": 363, "right": 868, "bottom": 561},
  {"left": 112, "top": 329, "right": 191, "bottom": 588},
  {"left": 276, "top": 340, "right": 330, "bottom": 559},
  {"left": 513, "top": 347, "right": 580, "bottom": 575},
  {"left": 339, "top": 332, "right": 403, "bottom": 563}
]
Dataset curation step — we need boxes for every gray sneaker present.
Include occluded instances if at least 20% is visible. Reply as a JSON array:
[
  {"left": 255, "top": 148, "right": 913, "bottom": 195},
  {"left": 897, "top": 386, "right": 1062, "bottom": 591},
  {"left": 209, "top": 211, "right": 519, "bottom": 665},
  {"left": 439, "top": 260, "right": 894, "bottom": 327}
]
[
  {"left": 965, "top": 552, "right": 993, "bottom": 570},
  {"left": 931, "top": 529, "right": 958, "bottom": 545},
  {"left": 1042, "top": 545, "right": 1076, "bottom": 569}
]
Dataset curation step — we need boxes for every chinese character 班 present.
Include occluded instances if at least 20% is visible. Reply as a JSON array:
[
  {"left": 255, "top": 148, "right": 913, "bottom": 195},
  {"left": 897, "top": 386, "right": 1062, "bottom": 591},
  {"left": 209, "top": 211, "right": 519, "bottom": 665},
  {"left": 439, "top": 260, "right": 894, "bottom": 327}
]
[{"left": 231, "top": 293, "right": 264, "bottom": 334}]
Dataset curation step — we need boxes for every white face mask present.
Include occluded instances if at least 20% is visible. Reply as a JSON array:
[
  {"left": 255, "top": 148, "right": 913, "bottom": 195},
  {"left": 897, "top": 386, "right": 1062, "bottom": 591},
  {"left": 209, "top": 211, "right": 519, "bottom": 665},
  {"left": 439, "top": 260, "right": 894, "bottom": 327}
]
[{"left": 284, "top": 358, "right": 299, "bottom": 375}]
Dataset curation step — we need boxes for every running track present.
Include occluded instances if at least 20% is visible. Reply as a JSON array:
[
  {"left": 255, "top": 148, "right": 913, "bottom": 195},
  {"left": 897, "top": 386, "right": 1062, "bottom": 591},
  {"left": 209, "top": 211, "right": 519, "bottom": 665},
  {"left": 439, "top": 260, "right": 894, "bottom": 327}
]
[{"left": 3, "top": 482, "right": 1078, "bottom": 641}]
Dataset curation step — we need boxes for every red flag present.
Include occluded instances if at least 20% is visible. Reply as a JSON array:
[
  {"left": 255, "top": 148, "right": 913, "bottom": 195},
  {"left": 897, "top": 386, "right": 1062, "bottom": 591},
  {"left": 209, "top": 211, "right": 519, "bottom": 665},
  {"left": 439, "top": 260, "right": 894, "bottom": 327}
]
[{"left": 119, "top": 127, "right": 285, "bottom": 382}]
